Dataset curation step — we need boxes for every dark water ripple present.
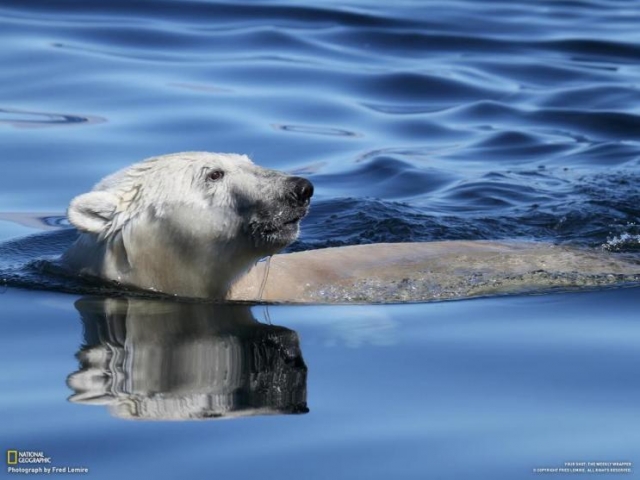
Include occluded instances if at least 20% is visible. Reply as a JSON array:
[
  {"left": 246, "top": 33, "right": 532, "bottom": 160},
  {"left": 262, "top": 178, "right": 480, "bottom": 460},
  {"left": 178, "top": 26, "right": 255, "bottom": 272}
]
[
  {"left": 0, "top": 107, "right": 105, "bottom": 128},
  {"left": 294, "top": 164, "right": 640, "bottom": 252}
]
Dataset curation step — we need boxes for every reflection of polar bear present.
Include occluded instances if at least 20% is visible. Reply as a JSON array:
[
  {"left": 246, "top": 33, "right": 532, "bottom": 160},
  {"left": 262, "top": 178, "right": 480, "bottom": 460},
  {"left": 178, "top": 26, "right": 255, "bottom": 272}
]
[
  {"left": 62, "top": 152, "right": 313, "bottom": 298},
  {"left": 63, "top": 151, "right": 640, "bottom": 302},
  {"left": 67, "top": 297, "right": 308, "bottom": 420}
]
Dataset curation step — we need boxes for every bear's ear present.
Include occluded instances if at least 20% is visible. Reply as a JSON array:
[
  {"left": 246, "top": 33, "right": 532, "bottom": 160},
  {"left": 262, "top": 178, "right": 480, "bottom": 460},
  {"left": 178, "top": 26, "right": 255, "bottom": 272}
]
[{"left": 67, "top": 191, "right": 119, "bottom": 234}]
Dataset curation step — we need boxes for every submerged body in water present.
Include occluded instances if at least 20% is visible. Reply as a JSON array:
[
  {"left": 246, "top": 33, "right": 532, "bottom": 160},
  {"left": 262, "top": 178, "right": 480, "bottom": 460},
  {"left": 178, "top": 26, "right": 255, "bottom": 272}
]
[{"left": 233, "top": 241, "right": 640, "bottom": 303}]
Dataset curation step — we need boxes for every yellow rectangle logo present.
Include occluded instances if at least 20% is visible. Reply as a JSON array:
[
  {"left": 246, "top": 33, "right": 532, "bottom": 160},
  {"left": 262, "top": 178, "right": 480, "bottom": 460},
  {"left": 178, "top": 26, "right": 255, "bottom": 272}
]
[{"left": 7, "top": 450, "right": 18, "bottom": 465}]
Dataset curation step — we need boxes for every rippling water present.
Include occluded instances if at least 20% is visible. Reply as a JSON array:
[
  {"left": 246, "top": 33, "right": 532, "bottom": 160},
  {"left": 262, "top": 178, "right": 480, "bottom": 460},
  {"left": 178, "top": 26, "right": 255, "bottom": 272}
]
[
  {"left": 1, "top": 1, "right": 639, "bottom": 478},
  {"left": 1, "top": 0, "right": 640, "bottom": 251}
]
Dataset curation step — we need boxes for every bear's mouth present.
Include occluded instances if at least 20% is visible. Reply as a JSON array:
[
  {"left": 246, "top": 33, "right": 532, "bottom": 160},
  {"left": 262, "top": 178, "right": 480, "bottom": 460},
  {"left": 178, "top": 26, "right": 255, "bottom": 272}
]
[
  {"left": 249, "top": 206, "right": 308, "bottom": 248},
  {"left": 265, "top": 210, "right": 306, "bottom": 233},
  {"left": 282, "top": 214, "right": 304, "bottom": 226}
]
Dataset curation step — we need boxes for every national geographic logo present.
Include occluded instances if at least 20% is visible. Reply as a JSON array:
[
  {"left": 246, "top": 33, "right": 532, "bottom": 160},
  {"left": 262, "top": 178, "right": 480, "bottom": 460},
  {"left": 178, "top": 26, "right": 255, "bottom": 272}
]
[
  {"left": 5, "top": 450, "right": 89, "bottom": 475},
  {"left": 6, "top": 450, "right": 51, "bottom": 465}
]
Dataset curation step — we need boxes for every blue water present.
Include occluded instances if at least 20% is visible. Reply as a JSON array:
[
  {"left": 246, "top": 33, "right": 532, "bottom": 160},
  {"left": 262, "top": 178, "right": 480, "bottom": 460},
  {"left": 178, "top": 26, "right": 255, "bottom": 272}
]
[
  {"left": 1, "top": 0, "right": 639, "bottom": 478},
  {"left": 2, "top": 288, "right": 639, "bottom": 479}
]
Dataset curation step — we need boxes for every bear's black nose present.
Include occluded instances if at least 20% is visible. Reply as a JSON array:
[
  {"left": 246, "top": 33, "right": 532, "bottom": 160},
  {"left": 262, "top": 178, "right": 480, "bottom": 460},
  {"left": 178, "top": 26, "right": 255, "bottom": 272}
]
[{"left": 289, "top": 177, "right": 314, "bottom": 206}]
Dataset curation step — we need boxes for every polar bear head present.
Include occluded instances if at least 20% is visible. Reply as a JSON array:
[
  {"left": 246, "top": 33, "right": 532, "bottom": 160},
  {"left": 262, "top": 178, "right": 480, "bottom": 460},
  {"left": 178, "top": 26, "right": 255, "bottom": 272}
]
[{"left": 62, "top": 152, "right": 313, "bottom": 299}]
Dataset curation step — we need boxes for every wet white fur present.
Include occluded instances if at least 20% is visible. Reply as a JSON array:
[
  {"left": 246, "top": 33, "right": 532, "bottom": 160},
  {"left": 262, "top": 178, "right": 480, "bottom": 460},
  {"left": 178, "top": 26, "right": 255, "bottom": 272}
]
[{"left": 62, "top": 152, "right": 298, "bottom": 298}]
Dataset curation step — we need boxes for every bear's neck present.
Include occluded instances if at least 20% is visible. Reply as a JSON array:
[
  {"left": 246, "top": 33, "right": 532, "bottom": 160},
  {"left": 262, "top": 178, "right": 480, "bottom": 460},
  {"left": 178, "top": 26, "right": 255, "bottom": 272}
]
[{"left": 64, "top": 230, "right": 258, "bottom": 299}]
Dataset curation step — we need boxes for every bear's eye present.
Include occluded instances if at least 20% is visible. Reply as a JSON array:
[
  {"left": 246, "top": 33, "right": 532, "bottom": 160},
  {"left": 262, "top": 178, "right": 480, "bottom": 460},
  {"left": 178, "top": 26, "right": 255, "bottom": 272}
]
[{"left": 206, "top": 169, "right": 225, "bottom": 182}]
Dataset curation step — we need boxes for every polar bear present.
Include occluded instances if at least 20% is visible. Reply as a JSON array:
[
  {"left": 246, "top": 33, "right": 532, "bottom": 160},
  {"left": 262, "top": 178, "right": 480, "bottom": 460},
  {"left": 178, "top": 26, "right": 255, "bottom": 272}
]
[
  {"left": 62, "top": 152, "right": 313, "bottom": 298},
  {"left": 63, "top": 151, "right": 640, "bottom": 302}
]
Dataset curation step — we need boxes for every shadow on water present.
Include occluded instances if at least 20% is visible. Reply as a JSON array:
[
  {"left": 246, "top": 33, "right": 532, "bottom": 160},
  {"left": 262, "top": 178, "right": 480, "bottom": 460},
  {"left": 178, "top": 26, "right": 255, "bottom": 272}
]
[{"left": 67, "top": 297, "right": 308, "bottom": 420}]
